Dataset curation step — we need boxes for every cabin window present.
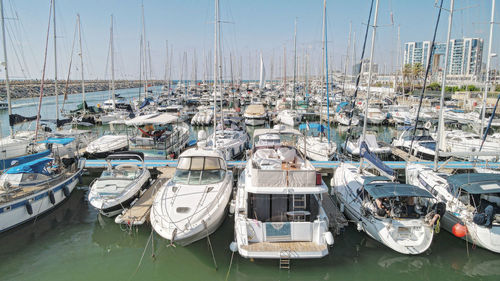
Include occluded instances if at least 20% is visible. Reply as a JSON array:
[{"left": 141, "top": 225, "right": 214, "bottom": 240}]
[
  {"left": 247, "top": 193, "right": 318, "bottom": 223},
  {"left": 173, "top": 156, "right": 225, "bottom": 185}
]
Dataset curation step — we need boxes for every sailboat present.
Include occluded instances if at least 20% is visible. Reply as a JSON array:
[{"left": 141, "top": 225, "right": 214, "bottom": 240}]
[
  {"left": 0, "top": 138, "right": 85, "bottom": 233},
  {"left": 334, "top": 0, "right": 436, "bottom": 255},
  {"left": 0, "top": 0, "right": 50, "bottom": 170},
  {"left": 297, "top": 11, "right": 337, "bottom": 162},
  {"left": 406, "top": 0, "right": 500, "bottom": 254}
]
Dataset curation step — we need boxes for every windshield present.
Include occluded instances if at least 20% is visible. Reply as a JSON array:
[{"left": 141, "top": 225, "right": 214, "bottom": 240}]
[{"left": 173, "top": 156, "right": 226, "bottom": 185}]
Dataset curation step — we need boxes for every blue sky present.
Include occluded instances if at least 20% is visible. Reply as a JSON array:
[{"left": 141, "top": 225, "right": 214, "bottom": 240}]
[{"left": 2, "top": 0, "right": 498, "bottom": 80}]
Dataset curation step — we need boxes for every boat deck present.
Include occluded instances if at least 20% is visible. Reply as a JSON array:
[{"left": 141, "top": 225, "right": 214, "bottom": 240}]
[
  {"left": 241, "top": 241, "right": 327, "bottom": 253},
  {"left": 115, "top": 166, "right": 175, "bottom": 225}
]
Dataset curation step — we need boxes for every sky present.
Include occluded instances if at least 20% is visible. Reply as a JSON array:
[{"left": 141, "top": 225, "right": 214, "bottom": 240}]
[{"left": 1, "top": 0, "right": 499, "bottom": 81}]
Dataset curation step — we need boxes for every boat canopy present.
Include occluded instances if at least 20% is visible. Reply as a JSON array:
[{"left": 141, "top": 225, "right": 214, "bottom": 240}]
[
  {"left": 364, "top": 181, "right": 434, "bottom": 199},
  {"left": 6, "top": 157, "right": 53, "bottom": 175},
  {"left": 447, "top": 173, "right": 500, "bottom": 194},
  {"left": 298, "top": 123, "right": 325, "bottom": 132},
  {"left": 38, "top": 137, "right": 75, "bottom": 146},
  {"left": 336, "top": 102, "right": 349, "bottom": 113},
  {"left": 125, "top": 113, "right": 178, "bottom": 126}
]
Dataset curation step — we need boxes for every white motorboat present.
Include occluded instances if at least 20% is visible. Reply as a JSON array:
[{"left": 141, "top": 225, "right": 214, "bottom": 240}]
[
  {"left": 150, "top": 144, "right": 233, "bottom": 245},
  {"left": 0, "top": 139, "right": 84, "bottom": 233},
  {"left": 244, "top": 104, "right": 267, "bottom": 126},
  {"left": 88, "top": 152, "right": 151, "bottom": 217},
  {"left": 387, "top": 105, "right": 412, "bottom": 124},
  {"left": 333, "top": 144, "right": 436, "bottom": 255},
  {"left": 85, "top": 134, "right": 129, "bottom": 159},
  {"left": 191, "top": 107, "right": 214, "bottom": 126},
  {"left": 232, "top": 127, "right": 334, "bottom": 259},
  {"left": 276, "top": 109, "right": 302, "bottom": 127},
  {"left": 362, "top": 107, "right": 386, "bottom": 125},
  {"left": 407, "top": 164, "right": 500, "bottom": 253},
  {"left": 125, "top": 112, "right": 190, "bottom": 159},
  {"left": 207, "top": 120, "right": 249, "bottom": 160}
]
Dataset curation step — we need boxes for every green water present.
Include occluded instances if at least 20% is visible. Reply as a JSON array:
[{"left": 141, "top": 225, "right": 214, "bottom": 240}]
[
  {"left": 0, "top": 174, "right": 499, "bottom": 281},
  {"left": 1, "top": 90, "right": 499, "bottom": 280}
]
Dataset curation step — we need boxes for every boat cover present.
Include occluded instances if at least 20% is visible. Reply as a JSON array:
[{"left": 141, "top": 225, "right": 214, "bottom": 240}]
[
  {"left": 360, "top": 141, "right": 394, "bottom": 178},
  {"left": 38, "top": 137, "right": 75, "bottom": 146},
  {"left": 447, "top": 173, "right": 500, "bottom": 194},
  {"left": 6, "top": 157, "right": 53, "bottom": 175},
  {"left": 364, "top": 182, "right": 434, "bottom": 199}
]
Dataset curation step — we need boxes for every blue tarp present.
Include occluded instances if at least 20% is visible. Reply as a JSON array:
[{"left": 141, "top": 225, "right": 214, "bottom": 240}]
[
  {"left": 0, "top": 149, "right": 51, "bottom": 171},
  {"left": 38, "top": 137, "right": 75, "bottom": 146},
  {"left": 360, "top": 141, "right": 395, "bottom": 178},
  {"left": 6, "top": 157, "right": 53, "bottom": 175},
  {"left": 336, "top": 102, "right": 349, "bottom": 113},
  {"left": 139, "top": 97, "right": 155, "bottom": 109},
  {"left": 298, "top": 123, "right": 326, "bottom": 132}
]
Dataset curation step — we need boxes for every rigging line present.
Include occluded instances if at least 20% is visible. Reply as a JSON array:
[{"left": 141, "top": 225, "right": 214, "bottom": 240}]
[
  {"left": 34, "top": 0, "right": 53, "bottom": 142},
  {"left": 342, "top": 0, "right": 375, "bottom": 152},
  {"left": 61, "top": 17, "right": 78, "bottom": 111},
  {"left": 408, "top": 0, "right": 444, "bottom": 156}
]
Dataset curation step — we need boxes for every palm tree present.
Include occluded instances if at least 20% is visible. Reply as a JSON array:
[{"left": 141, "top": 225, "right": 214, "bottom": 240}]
[
  {"left": 402, "top": 64, "right": 412, "bottom": 94},
  {"left": 412, "top": 63, "right": 424, "bottom": 90}
]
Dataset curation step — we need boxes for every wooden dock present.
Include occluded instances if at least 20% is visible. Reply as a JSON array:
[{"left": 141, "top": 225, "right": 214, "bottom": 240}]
[
  {"left": 321, "top": 193, "right": 348, "bottom": 235},
  {"left": 115, "top": 166, "right": 175, "bottom": 225}
]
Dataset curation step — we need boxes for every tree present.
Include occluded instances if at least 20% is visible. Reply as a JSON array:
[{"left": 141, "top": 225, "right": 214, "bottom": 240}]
[
  {"left": 402, "top": 64, "right": 412, "bottom": 93},
  {"left": 412, "top": 63, "right": 424, "bottom": 90},
  {"left": 427, "top": 82, "right": 440, "bottom": 91}
]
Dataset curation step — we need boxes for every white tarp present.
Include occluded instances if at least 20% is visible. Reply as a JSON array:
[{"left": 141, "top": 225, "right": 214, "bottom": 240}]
[{"left": 125, "top": 113, "right": 178, "bottom": 126}]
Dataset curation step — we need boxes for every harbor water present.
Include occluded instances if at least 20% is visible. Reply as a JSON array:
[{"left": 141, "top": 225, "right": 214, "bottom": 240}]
[{"left": 0, "top": 89, "right": 498, "bottom": 281}]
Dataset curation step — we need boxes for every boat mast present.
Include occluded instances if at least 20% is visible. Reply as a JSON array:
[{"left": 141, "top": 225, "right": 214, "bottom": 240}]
[
  {"left": 212, "top": 0, "right": 219, "bottom": 146},
  {"left": 53, "top": 0, "right": 59, "bottom": 122},
  {"left": 141, "top": 3, "right": 148, "bottom": 98},
  {"left": 480, "top": 0, "right": 496, "bottom": 138},
  {"left": 361, "top": 0, "right": 379, "bottom": 143},
  {"left": 359, "top": 0, "right": 379, "bottom": 170},
  {"left": 324, "top": 0, "right": 331, "bottom": 142},
  {"left": 292, "top": 18, "right": 297, "bottom": 110},
  {"left": 77, "top": 14, "right": 85, "bottom": 115},
  {"left": 0, "top": 0, "right": 12, "bottom": 137},
  {"left": 110, "top": 15, "right": 116, "bottom": 109},
  {"left": 319, "top": 0, "right": 325, "bottom": 141},
  {"left": 342, "top": 22, "right": 352, "bottom": 94},
  {"left": 434, "top": 0, "right": 454, "bottom": 170}
]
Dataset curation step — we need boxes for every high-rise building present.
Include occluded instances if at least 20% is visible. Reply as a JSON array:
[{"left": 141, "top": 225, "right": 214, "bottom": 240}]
[{"left": 403, "top": 37, "right": 483, "bottom": 78}]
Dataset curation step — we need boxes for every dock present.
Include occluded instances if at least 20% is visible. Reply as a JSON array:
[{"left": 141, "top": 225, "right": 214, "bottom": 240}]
[
  {"left": 85, "top": 159, "right": 500, "bottom": 170},
  {"left": 321, "top": 193, "right": 348, "bottom": 235},
  {"left": 115, "top": 166, "right": 175, "bottom": 225}
]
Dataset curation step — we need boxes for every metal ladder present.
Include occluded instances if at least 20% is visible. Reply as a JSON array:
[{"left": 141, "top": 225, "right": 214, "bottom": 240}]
[
  {"left": 292, "top": 194, "right": 307, "bottom": 222},
  {"left": 279, "top": 250, "right": 291, "bottom": 270}
]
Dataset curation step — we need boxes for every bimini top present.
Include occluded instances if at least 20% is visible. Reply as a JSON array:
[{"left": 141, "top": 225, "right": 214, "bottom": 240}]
[
  {"left": 6, "top": 157, "right": 53, "bottom": 175},
  {"left": 298, "top": 123, "right": 325, "bottom": 132},
  {"left": 125, "top": 112, "right": 179, "bottom": 126},
  {"left": 364, "top": 180, "right": 434, "bottom": 199},
  {"left": 38, "top": 137, "right": 75, "bottom": 146},
  {"left": 447, "top": 173, "right": 500, "bottom": 194}
]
